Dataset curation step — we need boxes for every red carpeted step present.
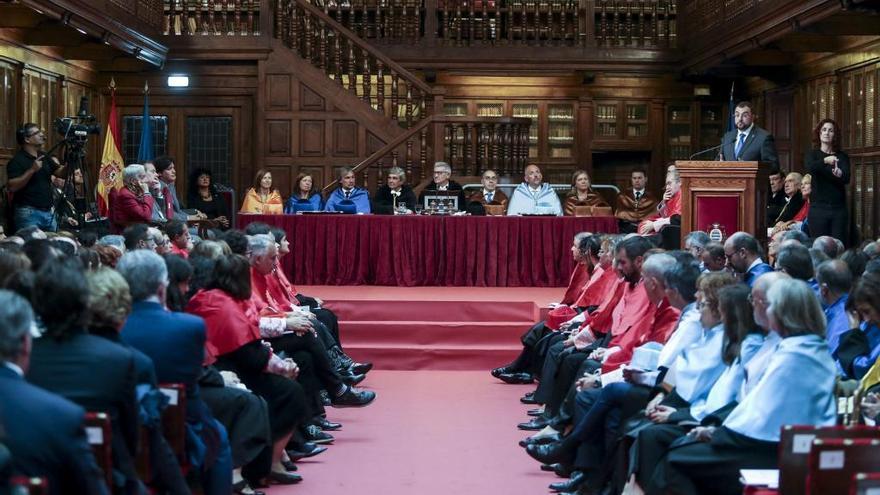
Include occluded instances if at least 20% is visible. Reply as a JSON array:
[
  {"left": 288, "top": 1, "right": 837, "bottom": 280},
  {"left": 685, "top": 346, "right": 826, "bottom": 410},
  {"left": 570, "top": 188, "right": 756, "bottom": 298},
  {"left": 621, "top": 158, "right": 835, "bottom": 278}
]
[
  {"left": 342, "top": 344, "right": 522, "bottom": 371},
  {"left": 341, "top": 321, "right": 534, "bottom": 347},
  {"left": 324, "top": 299, "right": 540, "bottom": 323}
]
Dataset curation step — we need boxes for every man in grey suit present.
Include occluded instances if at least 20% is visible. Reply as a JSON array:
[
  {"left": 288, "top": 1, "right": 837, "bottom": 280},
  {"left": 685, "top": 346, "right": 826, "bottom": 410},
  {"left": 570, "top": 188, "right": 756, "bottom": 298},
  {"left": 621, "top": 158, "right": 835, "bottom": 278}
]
[{"left": 720, "top": 101, "right": 779, "bottom": 170}]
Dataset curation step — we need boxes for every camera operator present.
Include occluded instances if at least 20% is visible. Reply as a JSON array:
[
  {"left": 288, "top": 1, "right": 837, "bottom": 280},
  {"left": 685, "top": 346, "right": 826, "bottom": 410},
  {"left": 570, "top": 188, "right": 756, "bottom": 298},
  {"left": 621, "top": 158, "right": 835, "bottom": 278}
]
[{"left": 7, "top": 123, "right": 66, "bottom": 231}]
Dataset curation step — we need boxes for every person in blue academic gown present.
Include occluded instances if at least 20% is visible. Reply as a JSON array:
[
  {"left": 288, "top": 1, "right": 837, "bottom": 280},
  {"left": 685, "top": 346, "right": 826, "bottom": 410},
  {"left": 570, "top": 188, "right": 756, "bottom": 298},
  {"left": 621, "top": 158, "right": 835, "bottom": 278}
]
[
  {"left": 324, "top": 167, "right": 371, "bottom": 214},
  {"left": 506, "top": 164, "right": 563, "bottom": 216},
  {"left": 649, "top": 279, "right": 837, "bottom": 495}
]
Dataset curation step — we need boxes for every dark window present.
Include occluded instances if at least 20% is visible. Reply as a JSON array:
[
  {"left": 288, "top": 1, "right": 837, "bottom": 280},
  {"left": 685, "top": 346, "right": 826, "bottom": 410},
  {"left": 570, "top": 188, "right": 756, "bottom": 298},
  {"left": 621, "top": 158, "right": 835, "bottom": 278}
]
[
  {"left": 121, "top": 115, "right": 168, "bottom": 165},
  {"left": 186, "top": 116, "right": 233, "bottom": 187}
]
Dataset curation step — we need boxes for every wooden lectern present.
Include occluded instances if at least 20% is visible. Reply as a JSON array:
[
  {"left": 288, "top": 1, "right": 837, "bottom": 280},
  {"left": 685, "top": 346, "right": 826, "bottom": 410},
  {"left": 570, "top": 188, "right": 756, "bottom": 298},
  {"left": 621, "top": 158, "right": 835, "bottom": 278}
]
[{"left": 675, "top": 161, "right": 769, "bottom": 245}]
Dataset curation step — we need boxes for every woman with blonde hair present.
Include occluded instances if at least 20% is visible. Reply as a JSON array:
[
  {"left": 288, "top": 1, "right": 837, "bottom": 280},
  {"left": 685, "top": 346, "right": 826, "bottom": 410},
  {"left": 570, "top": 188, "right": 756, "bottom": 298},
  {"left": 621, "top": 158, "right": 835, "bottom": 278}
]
[{"left": 563, "top": 169, "right": 608, "bottom": 216}]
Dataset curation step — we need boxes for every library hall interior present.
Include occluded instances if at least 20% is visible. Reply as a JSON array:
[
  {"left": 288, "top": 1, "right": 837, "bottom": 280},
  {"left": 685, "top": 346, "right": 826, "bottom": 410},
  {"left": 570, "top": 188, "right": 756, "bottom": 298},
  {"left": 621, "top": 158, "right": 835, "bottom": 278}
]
[{"left": 5, "top": 0, "right": 880, "bottom": 494}]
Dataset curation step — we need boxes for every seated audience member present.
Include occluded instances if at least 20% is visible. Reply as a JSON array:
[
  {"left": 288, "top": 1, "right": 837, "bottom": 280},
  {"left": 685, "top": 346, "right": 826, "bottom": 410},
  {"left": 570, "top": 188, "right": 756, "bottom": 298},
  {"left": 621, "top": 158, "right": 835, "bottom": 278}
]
[
  {"left": 167, "top": 220, "right": 193, "bottom": 259},
  {"left": 841, "top": 248, "right": 869, "bottom": 279},
  {"left": 839, "top": 272, "right": 880, "bottom": 380},
  {"left": 324, "top": 167, "right": 371, "bottom": 214},
  {"left": 51, "top": 174, "right": 82, "bottom": 229},
  {"left": 150, "top": 227, "right": 171, "bottom": 255},
  {"left": 283, "top": 173, "right": 324, "bottom": 213},
  {"left": 155, "top": 156, "right": 206, "bottom": 222},
  {"left": 84, "top": 267, "right": 192, "bottom": 495},
  {"left": 684, "top": 231, "right": 710, "bottom": 260},
  {"left": 109, "top": 164, "right": 154, "bottom": 234},
  {"left": 572, "top": 235, "right": 620, "bottom": 312},
  {"left": 810, "top": 248, "right": 831, "bottom": 273},
  {"left": 122, "top": 223, "right": 155, "bottom": 252},
  {"left": 563, "top": 170, "right": 608, "bottom": 216},
  {"left": 701, "top": 242, "right": 727, "bottom": 272},
  {"left": 615, "top": 169, "right": 659, "bottom": 234},
  {"left": 771, "top": 173, "right": 811, "bottom": 236},
  {"left": 187, "top": 168, "right": 230, "bottom": 230},
  {"left": 143, "top": 162, "right": 171, "bottom": 224},
  {"left": 491, "top": 233, "right": 601, "bottom": 384},
  {"left": 116, "top": 251, "right": 233, "bottom": 495},
  {"left": 816, "top": 259, "right": 853, "bottom": 357},
  {"left": 163, "top": 253, "right": 193, "bottom": 312},
  {"left": 766, "top": 167, "right": 787, "bottom": 226},
  {"left": 775, "top": 243, "right": 817, "bottom": 292},
  {"left": 240, "top": 169, "right": 283, "bottom": 215},
  {"left": 373, "top": 167, "right": 417, "bottom": 214},
  {"left": 507, "top": 164, "right": 563, "bottom": 216},
  {"left": 652, "top": 279, "right": 836, "bottom": 495},
  {"left": 469, "top": 169, "right": 508, "bottom": 210},
  {"left": 813, "top": 235, "right": 845, "bottom": 259},
  {"left": 27, "top": 260, "right": 142, "bottom": 494},
  {"left": 723, "top": 232, "right": 773, "bottom": 287},
  {"left": 782, "top": 229, "right": 811, "bottom": 248},
  {"left": 770, "top": 172, "right": 805, "bottom": 227},
  {"left": 417, "top": 161, "right": 465, "bottom": 211},
  {"left": 0, "top": 290, "right": 109, "bottom": 495},
  {"left": 186, "top": 254, "right": 309, "bottom": 484},
  {"left": 638, "top": 170, "right": 682, "bottom": 250}
]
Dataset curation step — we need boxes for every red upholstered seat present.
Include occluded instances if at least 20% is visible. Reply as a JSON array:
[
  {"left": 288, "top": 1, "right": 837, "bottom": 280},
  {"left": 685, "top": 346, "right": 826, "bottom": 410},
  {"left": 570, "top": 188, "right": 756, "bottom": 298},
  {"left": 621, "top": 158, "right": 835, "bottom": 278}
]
[
  {"left": 779, "top": 425, "right": 880, "bottom": 495},
  {"left": 83, "top": 411, "right": 113, "bottom": 489}
]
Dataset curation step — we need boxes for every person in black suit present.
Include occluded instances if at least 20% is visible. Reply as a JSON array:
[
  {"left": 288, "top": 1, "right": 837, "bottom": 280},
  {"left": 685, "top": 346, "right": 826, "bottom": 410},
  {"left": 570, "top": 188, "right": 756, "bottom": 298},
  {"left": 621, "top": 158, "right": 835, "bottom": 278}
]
[
  {"left": 418, "top": 161, "right": 466, "bottom": 211},
  {"left": 25, "top": 259, "right": 144, "bottom": 495},
  {"left": 0, "top": 290, "right": 109, "bottom": 495},
  {"left": 373, "top": 166, "right": 418, "bottom": 214},
  {"left": 116, "top": 250, "right": 236, "bottom": 495},
  {"left": 766, "top": 168, "right": 787, "bottom": 226},
  {"left": 719, "top": 101, "right": 779, "bottom": 170}
]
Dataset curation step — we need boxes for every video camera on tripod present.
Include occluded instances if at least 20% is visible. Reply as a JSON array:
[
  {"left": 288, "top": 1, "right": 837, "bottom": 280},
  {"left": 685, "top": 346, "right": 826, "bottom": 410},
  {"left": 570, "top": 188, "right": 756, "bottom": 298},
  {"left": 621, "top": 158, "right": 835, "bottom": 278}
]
[{"left": 54, "top": 96, "right": 100, "bottom": 144}]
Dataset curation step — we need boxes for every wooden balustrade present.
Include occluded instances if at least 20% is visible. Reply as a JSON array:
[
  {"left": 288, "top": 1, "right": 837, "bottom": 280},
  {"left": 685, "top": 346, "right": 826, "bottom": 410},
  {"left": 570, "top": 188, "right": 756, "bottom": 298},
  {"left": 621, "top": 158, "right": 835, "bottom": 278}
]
[
  {"left": 322, "top": 115, "right": 531, "bottom": 193},
  {"left": 277, "top": 0, "right": 436, "bottom": 127},
  {"left": 594, "top": 0, "right": 676, "bottom": 48},
  {"left": 163, "top": 0, "right": 263, "bottom": 36}
]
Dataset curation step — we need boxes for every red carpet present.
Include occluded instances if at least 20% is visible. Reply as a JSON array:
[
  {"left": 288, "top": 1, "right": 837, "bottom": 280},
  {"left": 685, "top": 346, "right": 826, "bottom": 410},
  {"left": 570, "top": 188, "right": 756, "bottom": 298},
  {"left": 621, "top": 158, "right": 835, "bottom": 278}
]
[
  {"left": 267, "top": 370, "right": 557, "bottom": 495},
  {"left": 299, "top": 285, "right": 562, "bottom": 371}
]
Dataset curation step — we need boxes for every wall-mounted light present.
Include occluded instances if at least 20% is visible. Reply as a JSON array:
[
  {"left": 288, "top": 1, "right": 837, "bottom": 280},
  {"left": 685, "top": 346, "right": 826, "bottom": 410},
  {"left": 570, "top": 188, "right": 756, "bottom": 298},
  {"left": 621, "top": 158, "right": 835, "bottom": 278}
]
[
  {"left": 167, "top": 75, "right": 189, "bottom": 87},
  {"left": 694, "top": 85, "right": 711, "bottom": 96}
]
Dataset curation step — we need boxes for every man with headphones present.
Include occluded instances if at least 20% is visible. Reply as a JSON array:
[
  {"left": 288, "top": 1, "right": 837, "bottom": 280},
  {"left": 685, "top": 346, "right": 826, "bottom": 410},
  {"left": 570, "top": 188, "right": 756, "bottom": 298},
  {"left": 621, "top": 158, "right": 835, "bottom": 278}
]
[{"left": 7, "top": 123, "right": 65, "bottom": 231}]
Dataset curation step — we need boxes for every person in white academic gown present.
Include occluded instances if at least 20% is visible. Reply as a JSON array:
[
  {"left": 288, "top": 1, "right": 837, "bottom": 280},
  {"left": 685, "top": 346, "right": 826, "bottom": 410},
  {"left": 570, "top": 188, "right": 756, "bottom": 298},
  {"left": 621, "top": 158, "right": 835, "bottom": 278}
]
[
  {"left": 648, "top": 278, "right": 837, "bottom": 495},
  {"left": 506, "top": 164, "right": 563, "bottom": 216}
]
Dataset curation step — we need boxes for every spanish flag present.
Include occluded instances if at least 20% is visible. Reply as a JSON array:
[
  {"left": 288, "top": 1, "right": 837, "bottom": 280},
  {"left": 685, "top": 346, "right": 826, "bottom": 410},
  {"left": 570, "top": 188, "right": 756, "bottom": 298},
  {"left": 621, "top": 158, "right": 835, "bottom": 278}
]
[{"left": 97, "top": 79, "right": 123, "bottom": 217}]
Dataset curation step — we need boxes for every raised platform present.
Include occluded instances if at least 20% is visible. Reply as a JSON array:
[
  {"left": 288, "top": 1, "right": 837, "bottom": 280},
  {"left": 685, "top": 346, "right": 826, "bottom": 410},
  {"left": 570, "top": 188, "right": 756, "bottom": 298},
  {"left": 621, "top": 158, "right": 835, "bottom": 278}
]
[{"left": 299, "top": 285, "right": 561, "bottom": 371}]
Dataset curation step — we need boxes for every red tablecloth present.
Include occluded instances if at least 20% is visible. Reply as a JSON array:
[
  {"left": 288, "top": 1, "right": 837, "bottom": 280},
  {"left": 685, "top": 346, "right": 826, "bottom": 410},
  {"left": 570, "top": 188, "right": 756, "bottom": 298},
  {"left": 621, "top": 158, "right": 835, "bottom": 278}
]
[{"left": 238, "top": 214, "right": 618, "bottom": 287}]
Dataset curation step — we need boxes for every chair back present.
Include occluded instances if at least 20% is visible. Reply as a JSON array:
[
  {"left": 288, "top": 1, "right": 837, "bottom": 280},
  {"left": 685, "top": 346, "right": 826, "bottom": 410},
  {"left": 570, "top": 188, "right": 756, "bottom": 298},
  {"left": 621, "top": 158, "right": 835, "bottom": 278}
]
[
  {"left": 83, "top": 412, "right": 113, "bottom": 489},
  {"left": 806, "top": 438, "right": 880, "bottom": 494},
  {"left": 851, "top": 472, "right": 880, "bottom": 495},
  {"left": 779, "top": 425, "right": 880, "bottom": 495},
  {"left": 158, "top": 383, "right": 188, "bottom": 466}
]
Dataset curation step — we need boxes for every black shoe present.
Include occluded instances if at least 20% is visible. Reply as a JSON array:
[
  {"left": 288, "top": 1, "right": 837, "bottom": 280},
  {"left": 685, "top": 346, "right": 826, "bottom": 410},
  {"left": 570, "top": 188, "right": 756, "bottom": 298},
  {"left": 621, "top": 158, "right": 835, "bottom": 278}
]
[
  {"left": 491, "top": 366, "right": 513, "bottom": 378},
  {"left": 526, "top": 442, "right": 566, "bottom": 464},
  {"left": 549, "top": 471, "right": 586, "bottom": 493},
  {"left": 527, "top": 408, "right": 545, "bottom": 416},
  {"left": 518, "top": 432, "right": 562, "bottom": 448},
  {"left": 267, "top": 470, "right": 302, "bottom": 484},
  {"left": 315, "top": 417, "right": 342, "bottom": 431},
  {"left": 517, "top": 416, "right": 550, "bottom": 431},
  {"left": 339, "top": 371, "right": 367, "bottom": 386},
  {"left": 498, "top": 372, "right": 534, "bottom": 384},
  {"left": 331, "top": 386, "right": 376, "bottom": 408},
  {"left": 351, "top": 362, "right": 373, "bottom": 374},
  {"left": 280, "top": 459, "right": 298, "bottom": 472},
  {"left": 286, "top": 442, "right": 327, "bottom": 461},
  {"left": 302, "top": 424, "right": 334, "bottom": 444},
  {"left": 520, "top": 391, "right": 539, "bottom": 404}
]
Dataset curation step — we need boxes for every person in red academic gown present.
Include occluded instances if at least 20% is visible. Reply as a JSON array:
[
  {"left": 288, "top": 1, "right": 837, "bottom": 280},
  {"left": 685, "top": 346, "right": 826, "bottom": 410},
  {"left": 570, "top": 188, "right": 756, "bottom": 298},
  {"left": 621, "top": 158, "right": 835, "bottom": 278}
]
[{"left": 637, "top": 170, "right": 682, "bottom": 246}]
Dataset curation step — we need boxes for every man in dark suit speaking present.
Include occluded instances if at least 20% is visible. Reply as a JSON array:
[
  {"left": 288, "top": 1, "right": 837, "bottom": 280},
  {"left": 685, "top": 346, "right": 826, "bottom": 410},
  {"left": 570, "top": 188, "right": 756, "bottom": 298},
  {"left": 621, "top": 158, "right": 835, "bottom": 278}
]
[{"left": 720, "top": 101, "right": 779, "bottom": 170}]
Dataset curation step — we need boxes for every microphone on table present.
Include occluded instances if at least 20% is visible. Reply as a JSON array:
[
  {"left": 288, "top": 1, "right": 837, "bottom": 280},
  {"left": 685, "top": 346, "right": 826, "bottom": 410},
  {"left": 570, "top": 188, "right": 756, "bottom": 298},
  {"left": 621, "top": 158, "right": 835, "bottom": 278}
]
[{"left": 688, "top": 142, "right": 726, "bottom": 160}]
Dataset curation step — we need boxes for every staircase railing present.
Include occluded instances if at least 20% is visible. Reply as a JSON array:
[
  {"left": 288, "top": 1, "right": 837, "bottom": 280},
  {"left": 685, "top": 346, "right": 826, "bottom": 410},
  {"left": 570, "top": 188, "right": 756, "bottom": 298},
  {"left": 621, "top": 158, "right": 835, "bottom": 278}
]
[
  {"left": 322, "top": 115, "right": 532, "bottom": 193},
  {"left": 163, "top": 0, "right": 265, "bottom": 36},
  {"left": 276, "top": 0, "right": 439, "bottom": 128}
]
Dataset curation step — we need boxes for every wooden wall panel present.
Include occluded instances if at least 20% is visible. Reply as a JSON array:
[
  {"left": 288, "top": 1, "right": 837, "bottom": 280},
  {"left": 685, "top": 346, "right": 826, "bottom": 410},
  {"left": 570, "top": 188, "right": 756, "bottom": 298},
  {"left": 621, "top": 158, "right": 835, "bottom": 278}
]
[
  {"left": 332, "top": 120, "right": 358, "bottom": 157},
  {"left": 266, "top": 74, "right": 292, "bottom": 110},
  {"left": 299, "top": 120, "right": 325, "bottom": 156},
  {"left": 297, "top": 166, "right": 328, "bottom": 191},
  {"left": 266, "top": 119, "right": 291, "bottom": 156},
  {"left": 266, "top": 165, "right": 292, "bottom": 197},
  {"left": 0, "top": 60, "right": 19, "bottom": 157},
  {"left": 300, "top": 84, "right": 325, "bottom": 111},
  {"left": 21, "top": 69, "right": 59, "bottom": 149}
]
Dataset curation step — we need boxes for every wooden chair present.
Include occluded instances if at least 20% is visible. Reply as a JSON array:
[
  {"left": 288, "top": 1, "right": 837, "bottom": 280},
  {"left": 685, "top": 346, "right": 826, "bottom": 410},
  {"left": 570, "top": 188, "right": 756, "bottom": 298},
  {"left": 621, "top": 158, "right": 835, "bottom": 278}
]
[
  {"left": 778, "top": 425, "right": 880, "bottom": 495},
  {"left": 8, "top": 476, "right": 48, "bottom": 495},
  {"left": 851, "top": 472, "right": 880, "bottom": 495},
  {"left": 806, "top": 438, "right": 880, "bottom": 494},
  {"left": 83, "top": 412, "right": 113, "bottom": 489},
  {"left": 158, "top": 383, "right": 188, "bottom": 467}
]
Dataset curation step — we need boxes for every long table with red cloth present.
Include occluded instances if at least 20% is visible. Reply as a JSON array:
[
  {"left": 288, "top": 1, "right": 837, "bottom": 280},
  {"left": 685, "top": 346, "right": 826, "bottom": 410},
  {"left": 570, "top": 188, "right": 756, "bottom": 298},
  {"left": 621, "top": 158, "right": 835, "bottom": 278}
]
[{"left": 237, "top": 214, "right": 618, "bottom": 287}]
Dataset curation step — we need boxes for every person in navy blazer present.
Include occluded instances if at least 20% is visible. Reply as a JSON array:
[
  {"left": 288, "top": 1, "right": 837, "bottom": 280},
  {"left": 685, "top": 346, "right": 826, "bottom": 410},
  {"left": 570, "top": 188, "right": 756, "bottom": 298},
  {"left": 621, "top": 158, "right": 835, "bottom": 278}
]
[
  {"left": 719, "top": 101, "right": 779, "bottom": 171},
  {"left": 723, "top": 232, "right": 774, "bottom": 287},
  {"left": 0, "top": 290, "right": 109, "bottom": 495},
  {"left": 117, "top": 250, "right": 233, "bottom": 495},
  {"left": 26, "top": 260, "right": 143, "bottom": 494}
]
